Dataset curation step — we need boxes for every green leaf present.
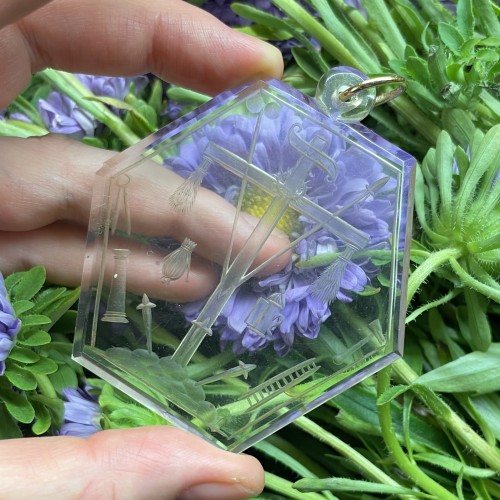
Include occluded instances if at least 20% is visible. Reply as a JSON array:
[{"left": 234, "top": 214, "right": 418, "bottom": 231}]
[
  {"left": 407, "top": 80, "right": 444, "bottom": 113},
  {"left": 0, "top": 386, "right": 35, "bottom": 423},
  {"left": 8, "top": 346, "right": 40, "bottom": 364},
  {"left": 0, "top": 403, "right": 22, "bottom": 438},
  {"left": 82, "top": 137, "right": 107, "bottom": 149},
  {"left": 294, "top": 477, "right": 429, "bottom": 496},
  {"left": 32, "top": 401, "right": 52, "bottom": 435},
  {"left": 12, "top": 266, "right": 46, "bottom": 301},
  {"left": 470, "top": 393, "right": 500, "bottom": 441},
  {"left": 476, "top": 47, "right": 499, "bottom": 62},
  {"left": 473, "top": 0, "right": 500, "bottom": 37},
  {"left": 8, "top": 95, "right": 45, "bottom": 128},
  {"left": 377, "top": 384, "right": 410, "bottom": 405},
  {"left": 456, "top": 0, "right": 474, "bottom": 39},
  {"left": 18, "top": 329, "right": 52, "bottom": 347},
  {"left": 0, "top": 119, "right": 48, "bottom": 138},
  {"left": 239, "top": 23, "right": 291, "bottom": 41},
  {"left": 394, "top": 2, "right": 427, "bottom": 47},
  {"left": 28, "top": 357, "right": 59, "bottom": 375},
  {"left": 435, "top": 131, "right": 455, "bottom": 218},
  {"left": 3, "top": 272, "right": 24, "bottom": 292},
  {"left": 310, "top": 0, "right": 378, "bottom": 72},
  {"left": 4, "top": 362, "right": 38, "bottom": 391},
  {"left": 30, "top": 287, "right": 67, "bottom": 315},
  {"left": 364, "top": 0, "right": 406, "bottom": 59},
  {"left": 453, "top": 145, "right": 470, "bottom": 179},
  {"left": 131, "top": 101, "right": 158, "bottom": 130},
  {"left": 85, "top": 95, "right": 133, "bottom": 111},
  {"left": 47, "top": 364, "right": 78, "bottom": 394},
  {"left": 233, "top": 2, "right": 291, "bottom": 31},
  {"left": 438, "top": 23, "right": 465, "bottom": 55},
  {"left": 20, "top": 314, "right": 51, "bottom": 328},
  {"left": 147, "top": 78, "right": 164, "bottom": 115},
  {"left": 166, "top": 86, "right": 210, "bottom": 104},
  {"left": 332, "top": 386, "right": 452, "bottom": 454},
  {"left": 414, "top": 453, "right": 496, "bottom": 478},
  {"left": 456, "top": 124, "right": 500, "bottom": 218},
  {"left": 441, "top": 108, "right": 476, "bottom": 148},
  {"left": 428, "top": 46, "right": 449, "bottom": 90},
  {"left": 405, "top": 56, "right": 432, "bottom": 86},
  {"left": 290, "top": 47, "right": 323, "bottom": 81},
  {"left": 46, "top": 287, "right": 80, "bottom": 326},
  {"left": 13, "top": 300, "right": 34, "bottom": 316},
  {"left": 414, "top": 343, "right": 500, "bottom": 393},
  {"left": 31, "top": 287, "right": 79, "bottom": 328},
  {"left": 463, "top": 288, "right": 491, "bottom": 351}
]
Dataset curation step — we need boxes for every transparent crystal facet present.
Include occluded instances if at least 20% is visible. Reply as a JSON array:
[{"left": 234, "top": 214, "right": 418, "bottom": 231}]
[{"left": 74, "top": 77, "right": 416, "bottom": 452}]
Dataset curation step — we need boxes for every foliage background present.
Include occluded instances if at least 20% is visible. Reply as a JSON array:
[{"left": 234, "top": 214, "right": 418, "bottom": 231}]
[{"left": 0, "top": 0, "right": 499, "bottom": 498}]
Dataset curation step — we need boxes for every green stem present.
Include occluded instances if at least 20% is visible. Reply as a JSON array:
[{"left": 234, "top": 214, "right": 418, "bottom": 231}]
[
  {"left": 330, "top": 0, "right": 397, "bottom": 63},
  {"left": 274, "top": 0, "right": 442, "bottom": 146},
  {"left": 418, "top": 0, "right": 455, "bottom": 24},
  {"left": 393, "top": 359, "right": 500, "bottom": 473},
  {"left": 41, "top": 69, "right": 140, "bottom": 146},
  {"left": 11, "top": 95, "right": 46, "bottom": 127},
  {"left": 377, "top": 367, "right": 459, "bottom": 500},
  {"left": 363, "top": 0, "right": 407, "bottom": 59},
  {"left": 0, "top": 119, "right": 48, "bottom": 138},
  {"left": 265, "top": 472, "right": 327, "bottom": 500},
  {"left": 293, "top": 416, "right": 411, "bottom": 492},
  {"left": 449, "top": 258, "right": 500, "bottom": 303},
  {"left": 407, "top": 247, "right": 462, "bottom": 304},
  {"left": 405, "top": 288, "right": 461, "bottom": 323},
  {"left": 271, "top": 0, "right": 363, "bottom": 70}
]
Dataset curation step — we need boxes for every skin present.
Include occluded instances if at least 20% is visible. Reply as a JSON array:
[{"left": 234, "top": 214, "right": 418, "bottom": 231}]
[{"left": 0, "top": 0, "right": 285, "bottom": 498}]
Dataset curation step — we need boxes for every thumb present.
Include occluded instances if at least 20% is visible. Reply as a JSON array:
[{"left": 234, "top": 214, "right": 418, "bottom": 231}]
[{"left": 0, "top": 426, "right": 265, "bottom": 500}]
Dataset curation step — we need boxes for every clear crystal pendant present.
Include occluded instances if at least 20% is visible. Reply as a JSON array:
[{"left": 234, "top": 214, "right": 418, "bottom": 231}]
[{"left": 74, "top": 67, "right": 415, "bottom": 452}]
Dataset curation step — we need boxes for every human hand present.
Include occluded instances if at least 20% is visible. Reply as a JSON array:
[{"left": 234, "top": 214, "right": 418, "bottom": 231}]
[
  {"left": 0, "top": 1, "right": 285, "bottom": 498},
  {"left": 0, "top": 0, "right": 286, "bottom": 301},
  {"left": 0, "top": 426, "right": 265, "bottom": 499}
]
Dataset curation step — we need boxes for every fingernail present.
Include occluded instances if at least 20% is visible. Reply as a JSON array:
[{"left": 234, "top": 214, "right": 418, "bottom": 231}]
[
  {"left": 234, "top": 31, "right": 284, "bottom": 81},
  {"left": 177, "top": 482, "right": 258, "bottom": 500},
  {"left": 258, "top": 42, "right": 284, "bottom": 80}
]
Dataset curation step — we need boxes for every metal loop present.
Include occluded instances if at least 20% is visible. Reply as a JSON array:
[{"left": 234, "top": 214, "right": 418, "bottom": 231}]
[{"left": 338, "top": 75, "right": 407, "bottom": 107}]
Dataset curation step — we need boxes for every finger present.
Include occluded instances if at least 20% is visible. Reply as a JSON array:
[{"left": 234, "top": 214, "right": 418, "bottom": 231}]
[
  {"left": 0, "top": 0, "right": 52, "bottom": 29},
  {"left": 0, "top": 135, "right": 290, "bottom": 286},
  {"left": 0, "top": 427, "right": 264, "bottom": 499},
  {"left": 0, "top": 0, "right": 283, "bottom": 108},
  {"left": 0, "top": 222, "right": 218, "bottom": 302}
]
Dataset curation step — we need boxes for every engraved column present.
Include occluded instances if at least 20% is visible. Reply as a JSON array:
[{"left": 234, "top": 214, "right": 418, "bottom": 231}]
[{"left": 102, "top": 248, "right": 130, "bottom": 323}]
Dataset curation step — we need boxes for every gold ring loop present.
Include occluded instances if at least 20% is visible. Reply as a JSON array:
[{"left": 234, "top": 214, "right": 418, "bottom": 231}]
[{"left": 338, "top": 75, "right": 407, "bottom": 106}]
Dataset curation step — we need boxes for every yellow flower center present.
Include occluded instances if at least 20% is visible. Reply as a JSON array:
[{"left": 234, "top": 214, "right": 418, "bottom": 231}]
[{"left": 241, "top": 185, "right": 301, "bottom": 235}]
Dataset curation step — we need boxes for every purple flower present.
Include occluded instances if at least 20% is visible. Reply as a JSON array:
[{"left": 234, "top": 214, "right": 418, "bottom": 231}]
[
  {"left": 39, "top": 74, "right": 149, "bottom": 138},
  {"left": 39, "top": 92, "right": 96, "bottom": 138},
  {"left": 0, "top": 273, "right": 21, "bottom": 376},
  {"left": 76, "top": 74, "right": 148, "bottom": 100},
  {"left": 60, "top": 386, "right": 102, "bottom": 437},
  {"left": 168, "top": 102, "right": 395, "bottom": 356}
]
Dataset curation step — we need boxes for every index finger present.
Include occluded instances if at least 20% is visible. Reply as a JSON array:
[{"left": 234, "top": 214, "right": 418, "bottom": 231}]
[
  {"left": 0, "top": 135, "right": 291, "bottom": 301},
  {"left": 1, "top": 0, "right": 283, "bottom": 107}
]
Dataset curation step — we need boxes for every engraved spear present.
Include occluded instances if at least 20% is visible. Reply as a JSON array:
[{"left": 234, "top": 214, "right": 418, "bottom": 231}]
[{"left": 137, "top": 293, "right": 156, "bottom": 355}]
